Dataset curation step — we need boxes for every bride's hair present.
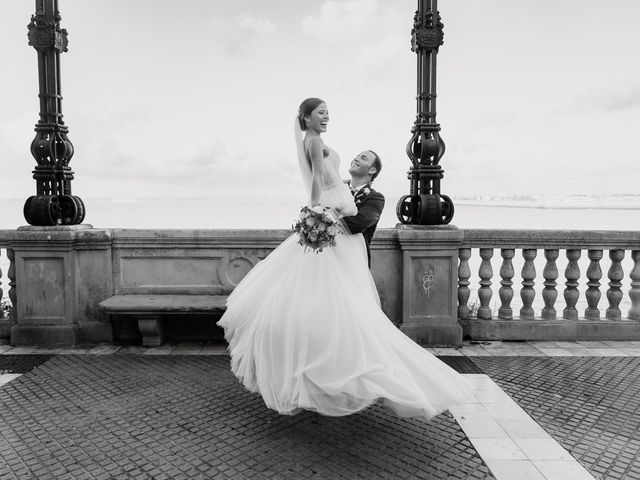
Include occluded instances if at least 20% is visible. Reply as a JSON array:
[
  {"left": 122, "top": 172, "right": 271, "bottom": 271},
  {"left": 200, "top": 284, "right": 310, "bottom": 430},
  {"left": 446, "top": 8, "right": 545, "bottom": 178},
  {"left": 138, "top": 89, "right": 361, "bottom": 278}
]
[{"left": 297, "top": 97, "right": 325, "bottom": 131}]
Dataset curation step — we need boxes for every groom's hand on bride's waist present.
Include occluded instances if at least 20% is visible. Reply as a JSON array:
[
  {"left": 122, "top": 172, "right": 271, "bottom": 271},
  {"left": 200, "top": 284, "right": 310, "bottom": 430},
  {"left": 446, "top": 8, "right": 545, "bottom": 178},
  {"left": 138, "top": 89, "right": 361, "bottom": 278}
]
[{"left": 341, "top": 191, "right": 385, "bottom": 234}]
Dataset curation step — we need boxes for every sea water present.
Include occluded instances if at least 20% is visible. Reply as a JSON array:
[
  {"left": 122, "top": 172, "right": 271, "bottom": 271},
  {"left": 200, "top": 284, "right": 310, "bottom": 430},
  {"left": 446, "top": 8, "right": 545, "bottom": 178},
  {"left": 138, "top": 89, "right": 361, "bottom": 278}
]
[{"left": 0, "top": 197, "right": 637, "bottom": 316}]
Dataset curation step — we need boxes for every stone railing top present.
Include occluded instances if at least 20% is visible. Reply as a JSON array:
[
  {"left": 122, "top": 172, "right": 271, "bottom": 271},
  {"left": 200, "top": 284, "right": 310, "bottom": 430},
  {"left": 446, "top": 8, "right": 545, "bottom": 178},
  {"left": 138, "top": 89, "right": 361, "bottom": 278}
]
[
  {"left": 107, "top": 228, "right": 399, "bottom": 249},
  {"left": 461, "top": 229, "right": 640, "bottom": 250},
  {"left": 1, "top": 227, "right": 638, "bottom": 250},
  {"left": 109, "top": 228, "right": 292, "bottom": 248},
  {"left": 0, "top": 230, "right": 15, "bottom": 248}
]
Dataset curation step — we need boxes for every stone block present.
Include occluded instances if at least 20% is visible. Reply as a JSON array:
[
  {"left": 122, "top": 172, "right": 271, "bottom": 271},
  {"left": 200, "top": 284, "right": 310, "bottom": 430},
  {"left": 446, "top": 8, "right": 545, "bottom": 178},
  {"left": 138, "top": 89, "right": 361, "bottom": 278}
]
[
  {"left": 75, "top": 229, "right": 113, "bottom": 343},
  {"left": 397, "top": 225, "right": 464, "bottom": 346},
  {"left": 0, "top": 317, "right": 11, "bottom": 340},
  {"left": 461, "top": 319, "right": 640, "bottom": 341},
  {"left": 11, "top": 325, "right": 78, "bottom": 345},
  {"left": 370, "top": 229, "right": 401, "bottom": 324},
  {"left": 20, "top": 256, "right": 68, "bottom": 323},
  {"left": 10, "top": 225, "right": 113, "bottom": 345}
]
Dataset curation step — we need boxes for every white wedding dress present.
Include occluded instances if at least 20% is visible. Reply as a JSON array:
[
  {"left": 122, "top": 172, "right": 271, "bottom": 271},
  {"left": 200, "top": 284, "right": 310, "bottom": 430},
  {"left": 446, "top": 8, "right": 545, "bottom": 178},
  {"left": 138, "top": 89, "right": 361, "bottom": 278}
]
[{"left": 217, "top": 136, "right": 471, "bottom": 419}]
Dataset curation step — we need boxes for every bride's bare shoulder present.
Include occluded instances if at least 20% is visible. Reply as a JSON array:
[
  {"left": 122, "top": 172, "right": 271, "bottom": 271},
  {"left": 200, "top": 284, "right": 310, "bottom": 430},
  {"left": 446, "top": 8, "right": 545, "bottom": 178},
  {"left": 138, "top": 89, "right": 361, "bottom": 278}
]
[
  {"left": 304, "top": 136, "right": 325, "bottom": 155},
  {"left": 304, "top": 136, "right": 323, "bottom": 148}
]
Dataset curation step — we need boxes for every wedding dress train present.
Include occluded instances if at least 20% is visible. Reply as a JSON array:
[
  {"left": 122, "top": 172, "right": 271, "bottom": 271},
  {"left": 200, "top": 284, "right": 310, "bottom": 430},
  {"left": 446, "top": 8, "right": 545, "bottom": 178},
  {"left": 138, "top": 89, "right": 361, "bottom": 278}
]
[{"left": 217, "top": 145, "right": 470, "bottom": 419}]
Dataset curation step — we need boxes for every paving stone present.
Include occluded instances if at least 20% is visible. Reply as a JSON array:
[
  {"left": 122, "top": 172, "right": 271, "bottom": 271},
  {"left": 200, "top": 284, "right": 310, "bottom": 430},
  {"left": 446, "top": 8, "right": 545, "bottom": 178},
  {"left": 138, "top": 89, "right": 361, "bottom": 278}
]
[
  {"left": 0, "top": 355, "right": 494, "bottom": 479},
  {"left": 472, "top": 356, "right": 640, "bottom": 480},
  {"left": 87, "top": 345, "right": 122, "bottom": 355},
  {"left": 0, "top": 355, "right": 53, "bottom": 374},
  {"left": 437, "top": 356, "right": 484, "bottom": 374}
]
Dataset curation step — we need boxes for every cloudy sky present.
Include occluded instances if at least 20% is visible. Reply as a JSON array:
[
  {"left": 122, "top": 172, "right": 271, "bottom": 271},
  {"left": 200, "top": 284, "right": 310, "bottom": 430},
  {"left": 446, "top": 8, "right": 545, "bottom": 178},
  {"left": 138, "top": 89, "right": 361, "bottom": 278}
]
[{"left": 1, "top": 0, "right": 639, "bottom": 203}]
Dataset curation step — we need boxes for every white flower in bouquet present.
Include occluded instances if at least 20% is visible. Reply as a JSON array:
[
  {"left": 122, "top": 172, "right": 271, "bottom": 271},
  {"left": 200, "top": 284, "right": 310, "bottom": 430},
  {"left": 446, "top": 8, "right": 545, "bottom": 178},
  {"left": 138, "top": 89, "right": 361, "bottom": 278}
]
[{"left": 292, "top": 205, "right": 343, "bottom": 253}]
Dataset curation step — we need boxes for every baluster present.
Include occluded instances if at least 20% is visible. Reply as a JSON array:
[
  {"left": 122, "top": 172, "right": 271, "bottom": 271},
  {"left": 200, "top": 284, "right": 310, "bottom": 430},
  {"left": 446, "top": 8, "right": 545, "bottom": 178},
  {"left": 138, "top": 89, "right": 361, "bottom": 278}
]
[
  {"left": 498, "top": 249, "right": 515, "bottom": 320},
  {"left": 542, "top": 249, "right": 559, "bottom": 320},
  {"left": 584, "top": 249, "right": 603, "bottom": 320},
  {"left": 477, "top": 248, "right": 493, "bottom": 320},
  {"left": 458, "top": 248, "right": 471, "bottom": 320},
  {"left": 7, "top": 249, "right": 16, "bottom": 322},
  {"left": 563, "top": 249, "right": 581, "bottom": 320},
  {"left": 520, "top": 249, "right": 537, "bottom": 320},
  {"left": 629, "top": 250, "right": 640, "bottom": 321},
  {"left": 606, "top": 249, "right": 625, "bottom": 320}
]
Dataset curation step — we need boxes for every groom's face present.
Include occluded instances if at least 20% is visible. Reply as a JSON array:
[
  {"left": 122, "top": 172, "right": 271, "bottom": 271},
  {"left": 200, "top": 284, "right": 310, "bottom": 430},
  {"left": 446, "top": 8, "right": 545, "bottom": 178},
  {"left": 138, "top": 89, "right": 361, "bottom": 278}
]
[{"left": 349, "top": 151, "right": 377, "bottom": 178}]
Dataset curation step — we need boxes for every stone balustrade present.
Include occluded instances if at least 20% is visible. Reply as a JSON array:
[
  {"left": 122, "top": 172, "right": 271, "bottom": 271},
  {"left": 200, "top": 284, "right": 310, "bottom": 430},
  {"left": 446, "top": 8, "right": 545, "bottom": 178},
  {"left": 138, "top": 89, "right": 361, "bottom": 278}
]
[
  {"left": 0, "top": 227, "right": 639, "bottom": 345},
  {"left": 458, "top": 229, "right": 640, "bottom": 341}
]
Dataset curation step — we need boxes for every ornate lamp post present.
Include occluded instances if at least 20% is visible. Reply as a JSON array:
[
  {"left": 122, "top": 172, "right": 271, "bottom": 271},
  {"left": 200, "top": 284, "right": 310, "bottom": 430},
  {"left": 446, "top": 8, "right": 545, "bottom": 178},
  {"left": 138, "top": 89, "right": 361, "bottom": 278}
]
[
  {"left": 396, "top": 0, "right": 454, "bottom": 226},
  {"left": 24, "top": 0, "right": 85, "bottom": 226}
]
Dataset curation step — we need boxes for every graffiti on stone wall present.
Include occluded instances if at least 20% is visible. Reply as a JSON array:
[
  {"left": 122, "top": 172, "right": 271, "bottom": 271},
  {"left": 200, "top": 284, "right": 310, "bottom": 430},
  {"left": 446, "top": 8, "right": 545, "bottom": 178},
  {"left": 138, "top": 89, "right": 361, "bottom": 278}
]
[{"left": 422, "top": 266, "right": 435, "bottom": 297}]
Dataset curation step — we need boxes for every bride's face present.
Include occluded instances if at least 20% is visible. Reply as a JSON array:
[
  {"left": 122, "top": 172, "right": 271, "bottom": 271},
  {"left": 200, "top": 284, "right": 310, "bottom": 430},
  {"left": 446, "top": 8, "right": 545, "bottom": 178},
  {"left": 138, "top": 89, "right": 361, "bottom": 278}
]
[{"left": 305, "top": 103, "right": 329, "bottom": 133}]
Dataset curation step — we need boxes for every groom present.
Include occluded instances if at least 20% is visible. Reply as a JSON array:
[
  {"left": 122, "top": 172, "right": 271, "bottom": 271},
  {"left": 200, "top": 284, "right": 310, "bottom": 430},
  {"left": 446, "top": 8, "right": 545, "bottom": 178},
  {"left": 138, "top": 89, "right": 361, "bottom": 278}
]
[{"left": 341, "top": 150, "right": 385, "bottom": 268}]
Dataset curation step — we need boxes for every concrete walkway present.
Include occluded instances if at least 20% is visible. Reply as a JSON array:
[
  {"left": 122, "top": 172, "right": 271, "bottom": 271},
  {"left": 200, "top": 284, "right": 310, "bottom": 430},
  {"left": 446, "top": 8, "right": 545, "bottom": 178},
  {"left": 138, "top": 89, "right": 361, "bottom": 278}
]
[{"left": 1, "top": 341, "right": 639, "bottom": 480}]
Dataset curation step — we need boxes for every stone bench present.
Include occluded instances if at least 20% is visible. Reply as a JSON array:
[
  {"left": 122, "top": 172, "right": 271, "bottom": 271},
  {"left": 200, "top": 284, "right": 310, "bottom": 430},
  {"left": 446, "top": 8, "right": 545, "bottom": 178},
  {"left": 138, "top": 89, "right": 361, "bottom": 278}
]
[{"left": 98, "top": 294, "right": 228, "bottom": 347}]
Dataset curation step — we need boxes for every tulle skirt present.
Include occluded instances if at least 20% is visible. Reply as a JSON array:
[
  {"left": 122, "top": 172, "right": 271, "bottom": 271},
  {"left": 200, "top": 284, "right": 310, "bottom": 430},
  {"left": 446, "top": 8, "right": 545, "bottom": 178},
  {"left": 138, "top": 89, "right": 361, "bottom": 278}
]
[{"left": 217, "top": 224, "right": 472, "bottom": 419}]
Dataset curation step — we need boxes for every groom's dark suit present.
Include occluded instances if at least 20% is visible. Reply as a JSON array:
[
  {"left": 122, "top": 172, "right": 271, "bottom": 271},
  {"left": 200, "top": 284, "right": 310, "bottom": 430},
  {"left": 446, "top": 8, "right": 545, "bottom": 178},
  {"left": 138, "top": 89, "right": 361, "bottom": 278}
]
[{"left": 342, "top": 183, "right": 385, "bottom": 268}]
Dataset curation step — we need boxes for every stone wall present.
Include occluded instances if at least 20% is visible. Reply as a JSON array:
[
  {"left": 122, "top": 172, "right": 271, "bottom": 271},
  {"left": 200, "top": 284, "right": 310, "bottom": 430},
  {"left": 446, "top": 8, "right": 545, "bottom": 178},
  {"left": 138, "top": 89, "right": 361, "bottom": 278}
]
[
  {"left": 3, "top": 226, "right": 639, "bottom": 346},
  {"left": 5, "top": 226, "right": 458, "bottom": 345}
]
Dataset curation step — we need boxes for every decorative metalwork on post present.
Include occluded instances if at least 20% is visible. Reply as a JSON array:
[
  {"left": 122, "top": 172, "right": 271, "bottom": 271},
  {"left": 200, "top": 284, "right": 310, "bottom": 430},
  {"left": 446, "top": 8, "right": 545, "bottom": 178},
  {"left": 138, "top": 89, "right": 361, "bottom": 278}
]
[
  {"left": 397, "top": 0, "right": 454, "bottom": 225},
  {"left": 24, "top": 0, "right": 85, "bottom": 226}
]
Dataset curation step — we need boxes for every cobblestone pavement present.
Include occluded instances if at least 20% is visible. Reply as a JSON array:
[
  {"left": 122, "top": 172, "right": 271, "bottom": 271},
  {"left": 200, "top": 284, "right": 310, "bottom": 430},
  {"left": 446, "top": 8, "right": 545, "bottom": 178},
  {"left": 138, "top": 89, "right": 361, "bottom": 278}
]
[
  {"left": 473, "top": 356, "right": 640, "bottom": 480},
  {"left": 0, "top": 355, "right": 52, "bottom": 374},
  {"left": 2, "top": 343, "right": 639, "bottom": 479},
  {"left": 0, "top": 355, "right": 495, "bottom": 480}
]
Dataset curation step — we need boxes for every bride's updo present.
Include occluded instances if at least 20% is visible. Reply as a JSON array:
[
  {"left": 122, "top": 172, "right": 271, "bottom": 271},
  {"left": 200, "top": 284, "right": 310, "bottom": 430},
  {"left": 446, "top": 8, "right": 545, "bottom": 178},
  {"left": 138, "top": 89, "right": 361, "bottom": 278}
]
[{"left": 297, "top": 97, "right": 325, "bottom": 131}]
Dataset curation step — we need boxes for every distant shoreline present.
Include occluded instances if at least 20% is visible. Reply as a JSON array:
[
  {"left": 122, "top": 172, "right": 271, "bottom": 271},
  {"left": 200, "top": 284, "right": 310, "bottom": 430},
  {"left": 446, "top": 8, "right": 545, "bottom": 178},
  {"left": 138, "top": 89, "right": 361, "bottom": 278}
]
[
  {"left": 455, "top": 202, "right": 640, "bottom": 211},
  {"left": 0, "top": 196, "right": 637, "bottom": 230},
  {"left": 1, "top": 197, "right": 639, "bottom": 212}
]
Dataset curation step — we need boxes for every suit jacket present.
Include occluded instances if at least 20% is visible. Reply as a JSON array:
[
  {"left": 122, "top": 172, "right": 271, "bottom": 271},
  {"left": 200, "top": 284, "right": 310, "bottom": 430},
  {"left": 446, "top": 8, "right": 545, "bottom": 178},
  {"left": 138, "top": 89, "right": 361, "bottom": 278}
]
[{"left": 342, "top": 184, "right": 385, "bottom": 268}]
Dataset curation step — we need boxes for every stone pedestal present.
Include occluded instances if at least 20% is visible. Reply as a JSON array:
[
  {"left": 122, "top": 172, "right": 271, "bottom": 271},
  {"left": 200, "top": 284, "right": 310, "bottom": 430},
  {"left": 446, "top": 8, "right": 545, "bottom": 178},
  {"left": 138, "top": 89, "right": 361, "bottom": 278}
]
[
  {"left": 10, "top": 225, "right": 113, "bottom": 345},
  {"left": 397, "top": 225, "right": 463, "bottom": 346},
  {"left": 0, "top": 318, "right": 11, "bottom": 344}
]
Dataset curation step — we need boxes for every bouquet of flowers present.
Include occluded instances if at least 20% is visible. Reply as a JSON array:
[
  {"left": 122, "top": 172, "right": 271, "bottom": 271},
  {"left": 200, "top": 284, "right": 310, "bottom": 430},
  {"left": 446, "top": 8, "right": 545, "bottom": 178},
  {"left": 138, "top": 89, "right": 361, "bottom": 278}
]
[{"left": 293, "top": 205, "right": 342, "bottom": 253}]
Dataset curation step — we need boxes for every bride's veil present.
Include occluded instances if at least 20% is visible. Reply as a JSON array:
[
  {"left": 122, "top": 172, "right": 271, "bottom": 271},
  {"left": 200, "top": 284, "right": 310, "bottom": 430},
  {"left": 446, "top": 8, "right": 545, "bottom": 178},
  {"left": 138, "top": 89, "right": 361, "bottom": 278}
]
[{"left": 294, "top": 117, "right": 312, "bottom": 199}]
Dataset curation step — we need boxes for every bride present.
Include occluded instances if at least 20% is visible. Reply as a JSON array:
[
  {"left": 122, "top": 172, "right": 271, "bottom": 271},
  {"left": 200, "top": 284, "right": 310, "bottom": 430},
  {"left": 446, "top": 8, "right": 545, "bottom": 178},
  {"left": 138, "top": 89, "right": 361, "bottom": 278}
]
[{"left": 217, "top": 97, "right": 471, "bottom": 419}]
